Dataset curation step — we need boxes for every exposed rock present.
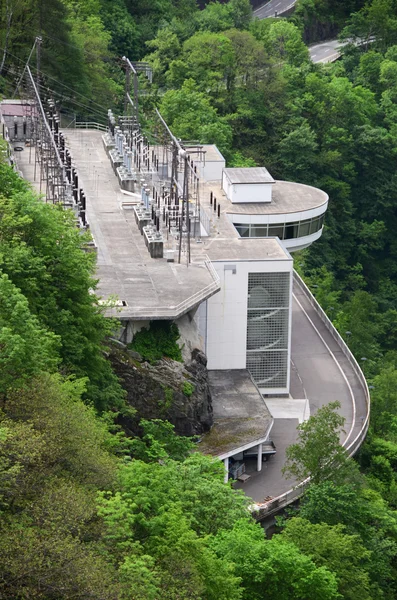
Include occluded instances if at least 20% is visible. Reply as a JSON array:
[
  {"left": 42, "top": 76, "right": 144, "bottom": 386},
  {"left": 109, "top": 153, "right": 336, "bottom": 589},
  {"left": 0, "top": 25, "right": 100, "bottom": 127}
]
[
  {"left": 110, "top": 346, "right": 213, "bottom": 437},
  {"left": 126, "top": 349, "right": 143, "bottom": 362}
]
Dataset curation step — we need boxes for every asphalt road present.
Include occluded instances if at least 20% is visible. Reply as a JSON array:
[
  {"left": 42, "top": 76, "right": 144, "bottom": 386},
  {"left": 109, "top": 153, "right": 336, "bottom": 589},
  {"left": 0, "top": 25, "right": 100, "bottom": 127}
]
[
  {"left": 253, "top": 0, "right": 344, "bottom": 64},
  {"left": 309, "top": 39, "right": 346, "bottom": 63},
  {"left": 253, "top": 0, "right": 294, "bottom": 19},
  {"left": 235, "top": 282, "right": 367, "bottom": 503}
]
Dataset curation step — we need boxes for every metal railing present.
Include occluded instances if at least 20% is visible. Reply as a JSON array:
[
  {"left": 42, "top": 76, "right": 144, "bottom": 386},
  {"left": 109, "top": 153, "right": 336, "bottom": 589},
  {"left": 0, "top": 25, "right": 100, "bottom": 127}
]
[
  {"left": 293, "top": 271, "right": 370, "bottom": 454},
  {"left": 254, "top": 270, "right": 370, "bottom": 520},
  {"left": 73, "top": 122, "right": 108, "bottom": 131},
  {"left": 254, "top": 0, "right": 296, "bottom": 17}
]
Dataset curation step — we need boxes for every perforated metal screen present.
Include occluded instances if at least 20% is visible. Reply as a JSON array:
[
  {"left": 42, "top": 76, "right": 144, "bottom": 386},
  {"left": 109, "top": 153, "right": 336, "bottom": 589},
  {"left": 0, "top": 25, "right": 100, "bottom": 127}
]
[{"left": 247, "top": 272, "right": 290, "bottom": 388}]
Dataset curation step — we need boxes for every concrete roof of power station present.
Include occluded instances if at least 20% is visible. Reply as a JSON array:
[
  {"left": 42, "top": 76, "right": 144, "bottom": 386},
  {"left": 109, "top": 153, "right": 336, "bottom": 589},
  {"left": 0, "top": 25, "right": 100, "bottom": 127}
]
[
  {"left": 199, "top": 237, "right": 290, "bottom": 262},
  {"left": 198, "top": 369, "right": 273, "bottom": 459},
  {"left": 197, "top": 144, "right": 225, "bottom": 163},
  {"left": 223, "top": 167, "right": 275, "bottom": 185},
  {"left": 12, "top": 128, "right": 304, "bottom": 320},
  {"left": 205, "top": 179, "right": 328, "bottom": 216},
  {"left": 0, "top": 99, "right": 37, "bottom": 117},
  {"left": 15, "top": 130, "right": 221, "bottom": 320}
]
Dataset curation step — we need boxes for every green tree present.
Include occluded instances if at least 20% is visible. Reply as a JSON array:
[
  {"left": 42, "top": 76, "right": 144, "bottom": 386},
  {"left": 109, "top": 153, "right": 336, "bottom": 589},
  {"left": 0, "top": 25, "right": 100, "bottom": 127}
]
[
  {"left": 341, "top": 0, "right": 397, "bottom": 53},
  {"left": 229, "top": 0, "right": 252, "bottom": 30},
  {"left": 282, "top": 517, "right": 372, "bottom": 600},
  {"left": 5, "top": 373, "right": 118, "bottom": 490},
  {"left": 160, "top": 79, "right": 233, "bottom": 155},
  {"left": 0, "top": 169, "right": 124, "bottom": 409},
  {"left": 282, "top": 401, "right": 356, "bottom": 485},
  {"left": 168, "top": 31, "right": 235, "bottom": 94},
  {"left": 97, "top": 455, "right": 248, "bottom": 599},
  {"left": 0, "top": 482, "right": 120, "bottom": 599},
  {"left": 130, "top": 418, "right": 194, "bottom": 462},
  {"left": 100, "top": 0, "right": 140, "bottom": 58},
  {"left": 335, "top": 290, "right": 382, "bottom": 370},
  {"left": 263, "top": 20, "right": 309, "bottom": 66},
  {"left": 277, "top": 121, "right": 319, "bottom": 181},
  {"left": 145, "top": 28, "right": 181, "bottom": 87},
  {"left": 195, "top": 1, "right": 235, "bottom": 33},
  {"left": 211, "top": 519, "right": 340, "bottom": 600},
  {"left": 0, "top": 272, "right": 59, "bottom": 397},
  {"left": 369, "top": 365, "right": 397, "bottom": 436}
]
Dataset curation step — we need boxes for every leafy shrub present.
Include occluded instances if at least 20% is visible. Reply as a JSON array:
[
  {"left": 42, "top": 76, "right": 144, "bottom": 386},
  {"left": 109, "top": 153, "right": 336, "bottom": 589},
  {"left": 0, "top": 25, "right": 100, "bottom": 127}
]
[
  {"left": 182, "top": 381, "right": 194, "bottom": 397},
  {"left": 130, "top": 321, "right": 182, "bottom": 363}
]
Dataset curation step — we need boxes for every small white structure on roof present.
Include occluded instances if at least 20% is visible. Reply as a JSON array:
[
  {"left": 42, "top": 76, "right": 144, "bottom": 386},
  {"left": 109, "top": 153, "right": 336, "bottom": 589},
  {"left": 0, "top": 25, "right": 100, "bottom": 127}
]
[
  {"left": 222, "top": 167, "right": 275, "bottom": 204},
  {"left": 195, "top": 144, "right": 225, "bottom": 182}
]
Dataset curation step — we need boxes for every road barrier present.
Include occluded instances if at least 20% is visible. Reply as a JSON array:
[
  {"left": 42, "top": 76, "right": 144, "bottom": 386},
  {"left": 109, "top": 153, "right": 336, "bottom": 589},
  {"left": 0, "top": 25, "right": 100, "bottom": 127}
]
[{"left": 254, "top": 270, "right": 370, "bottom": 520}]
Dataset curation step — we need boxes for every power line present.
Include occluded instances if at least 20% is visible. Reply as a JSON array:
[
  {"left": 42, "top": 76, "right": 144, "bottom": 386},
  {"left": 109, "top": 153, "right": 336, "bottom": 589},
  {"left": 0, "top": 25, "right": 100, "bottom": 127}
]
[
  {"left": 5, "top": 62, "right": 107, "bottom": 122},
  {"left": 35, "top": 81, "right": 107, "bottom": 121},
  {"left": 39, "top": 32, "right": 112, "bottom": 62},
  {"left": 28, "top": 60, "right": 110, "bottom": 113},
  {"left": 0, "top": 45, "right": 111, "bottom": 112},
  {"left": 13, "top": 38, "right": 38, "bottom": 96}
]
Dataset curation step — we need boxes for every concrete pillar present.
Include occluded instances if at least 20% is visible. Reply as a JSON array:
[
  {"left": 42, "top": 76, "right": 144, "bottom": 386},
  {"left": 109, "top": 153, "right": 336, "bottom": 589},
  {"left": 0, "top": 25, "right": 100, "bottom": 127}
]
[
  {"left": 224, "top": 457, "right": 229, "bottom": 483},
  {"left": 257, "top": 443, "right": 263, "bottom": 472}
]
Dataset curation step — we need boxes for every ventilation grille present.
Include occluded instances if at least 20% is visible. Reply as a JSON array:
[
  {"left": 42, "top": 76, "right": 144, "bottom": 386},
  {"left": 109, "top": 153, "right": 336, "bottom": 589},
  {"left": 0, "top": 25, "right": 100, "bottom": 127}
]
[{"left": 247, "top": 272, "right": 290, "bottom": 388}]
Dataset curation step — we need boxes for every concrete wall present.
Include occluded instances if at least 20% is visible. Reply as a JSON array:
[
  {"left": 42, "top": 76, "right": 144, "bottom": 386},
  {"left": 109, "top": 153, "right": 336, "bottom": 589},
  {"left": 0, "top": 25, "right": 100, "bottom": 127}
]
[
  {"left": 222, "top": 172, "right": 273, "bottom": 204},
  {"left": 194, "top": 145, "right": 225, "bottom": 183},
  {"left": 175, "top": 311, "right": 204, "bottom": 362},
  {"left": 200, "top": 158, "right": 225, "bottom": 182},
  {"left": 232, "top": 183, "right": 273, "bottom": 204},
  {"left": 119, "top": 320, "right": 150, "bottom": 344},
  {"left": 204, "top": 258, "right": 293, "bottom": 393}
]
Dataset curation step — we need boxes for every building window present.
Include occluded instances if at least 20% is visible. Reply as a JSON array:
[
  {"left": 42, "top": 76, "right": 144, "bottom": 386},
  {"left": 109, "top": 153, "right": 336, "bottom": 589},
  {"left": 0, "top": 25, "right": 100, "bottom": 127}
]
[
  {"left": 268, "top": 224, "right": 285, "bottom": 239},
  {"left": 235, "top": 224, "right": 250, "bottom": 237},
  {"left": 234, "top": 216, "right": 324, "bottom": 240},
  {"left": 251, "top": 225, "right": 268, "bottom": 237},
  {"left": 246, "top": 272, "right": 290, "bottom": 389}
]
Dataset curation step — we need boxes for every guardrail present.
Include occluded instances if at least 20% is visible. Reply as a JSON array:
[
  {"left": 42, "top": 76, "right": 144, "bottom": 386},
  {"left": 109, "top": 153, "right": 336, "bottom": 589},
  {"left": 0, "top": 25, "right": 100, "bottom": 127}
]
[
  {"left": 253, "top": 0, "right": 296, "bottom": 18},
  {"left": 293, "top": 271, "right": 370, "bottom": 454},
  {"left": 73, "top": 122, "right": 108, "bottom": 131},
  {"left": 254, "top": 270, "right": 370, "bottom": 520}
]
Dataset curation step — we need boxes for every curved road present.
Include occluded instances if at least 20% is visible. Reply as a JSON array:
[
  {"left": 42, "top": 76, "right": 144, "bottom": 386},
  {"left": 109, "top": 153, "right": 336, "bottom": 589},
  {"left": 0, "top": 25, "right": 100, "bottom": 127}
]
[
  {"left": 253, "top": 0, "right": 294, "bottom": 19},
  {"left": 253, "top": 0, "right": 344, "bottom": 64},
  {"left": 235, "top": 279, "right": 368, "bottom": 503},
  {"left": 309, "top": 39, "right": 345, "bottom": 63}
]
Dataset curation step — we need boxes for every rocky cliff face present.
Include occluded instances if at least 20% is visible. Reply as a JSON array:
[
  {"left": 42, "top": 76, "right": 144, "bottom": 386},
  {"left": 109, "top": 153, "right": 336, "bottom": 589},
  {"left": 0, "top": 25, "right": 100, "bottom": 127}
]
[{"left": 110, "top": 345, "right": 213, "bottom": 437}]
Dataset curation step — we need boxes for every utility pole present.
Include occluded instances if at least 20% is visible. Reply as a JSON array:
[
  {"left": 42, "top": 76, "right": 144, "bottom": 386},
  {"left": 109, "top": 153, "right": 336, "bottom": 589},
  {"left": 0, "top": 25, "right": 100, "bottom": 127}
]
[
  {"left": 36, "top": 36, "right": 42, "bottom": 90},
  {"left": 124, "top": 61, "right": 131, "bottom": 115}
]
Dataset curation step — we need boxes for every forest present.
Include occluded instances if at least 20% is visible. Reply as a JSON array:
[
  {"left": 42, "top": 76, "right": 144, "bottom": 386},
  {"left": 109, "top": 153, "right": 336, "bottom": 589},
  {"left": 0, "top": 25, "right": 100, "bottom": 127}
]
[{"left": 1, "top": 0, "right": 397, "bottom": 597}]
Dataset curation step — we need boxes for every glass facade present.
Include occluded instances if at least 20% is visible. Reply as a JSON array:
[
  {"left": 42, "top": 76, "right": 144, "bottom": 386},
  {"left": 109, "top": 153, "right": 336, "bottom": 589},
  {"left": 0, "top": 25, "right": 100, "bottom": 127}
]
[
  {"left": 246, "top": 272, "right": 290, "bottom": 389},
  {"left": 234, "top": 214, "right": 325, "bottom": 240}
]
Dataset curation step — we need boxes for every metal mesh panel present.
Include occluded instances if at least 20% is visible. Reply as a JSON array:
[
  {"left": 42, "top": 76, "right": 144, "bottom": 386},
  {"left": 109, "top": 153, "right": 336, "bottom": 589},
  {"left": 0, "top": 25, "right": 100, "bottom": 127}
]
[
  {"left": 248, "top": 272, "right": 290, "bottom": 309},
  {"left": 247, "top": 273, "right": 290, "bottom": 388},
  {"left": 247, "top": 351, "right": 289, "bottom": 387},
  {"left": 247, "top": 309, "right": 289, "bottom": 350}
]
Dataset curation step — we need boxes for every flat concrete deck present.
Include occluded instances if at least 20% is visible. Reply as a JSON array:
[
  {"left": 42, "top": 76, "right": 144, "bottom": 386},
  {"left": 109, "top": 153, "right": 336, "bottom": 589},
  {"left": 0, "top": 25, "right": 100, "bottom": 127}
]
[
  {"left": 198, "top": 370, "right": 272, "bottom": 457},
  {"left": 15, "top": 130, "right": 220, "bottom": 320},
  {"left": 203, "top": 179, "right": 328, "bottom": 218},
  {"left": 13, "top": 131, "right": 292, "bottom": 318}
]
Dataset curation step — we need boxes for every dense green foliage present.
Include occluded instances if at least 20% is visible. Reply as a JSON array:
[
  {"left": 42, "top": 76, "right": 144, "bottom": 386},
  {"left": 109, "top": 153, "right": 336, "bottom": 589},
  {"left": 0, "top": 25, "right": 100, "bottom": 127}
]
[
  {"left": 2, "top": 0, "right": 397, "bottom": 597},
  {"left": 0, "top": 163, "right": 124, "bottom": 409},
  {"left": 130, "top": 321, "right": 183, "bottom": 363}
]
